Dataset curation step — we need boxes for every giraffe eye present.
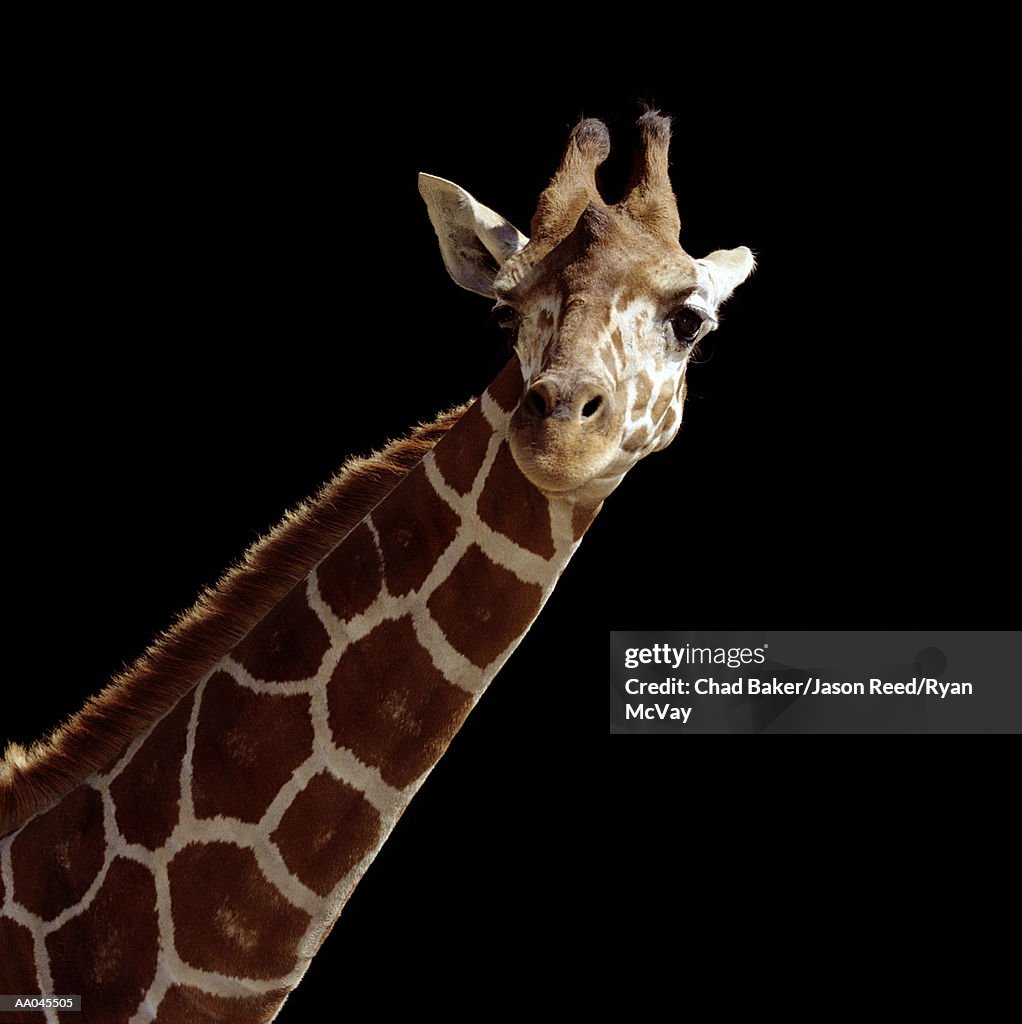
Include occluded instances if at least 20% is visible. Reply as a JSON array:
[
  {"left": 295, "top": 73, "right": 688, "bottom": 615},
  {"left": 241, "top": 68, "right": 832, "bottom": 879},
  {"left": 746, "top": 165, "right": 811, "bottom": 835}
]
[
  {"left": 492, "top": 305, "right": 522, "bottom": 351},
  {"left": 670, "top": 308, "right": 704, "bottom": 346},
  {"left": 492, "top": 305, "right": 521, "bottom": 333}
]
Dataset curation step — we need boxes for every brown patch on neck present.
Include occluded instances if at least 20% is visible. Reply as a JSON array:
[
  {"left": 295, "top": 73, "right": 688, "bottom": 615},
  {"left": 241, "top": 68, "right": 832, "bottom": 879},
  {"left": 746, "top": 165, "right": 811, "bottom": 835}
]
[
  {"left": 0, "top": 405, "right": 468, "bottom": 837},
  {"left": 271, "top": 771, "right": 381, "bottom": 897},
  {"left": 477, "top": 441, "right": 555, "bottom": 558},
  {"left": 109, "top": 691, "right": 195, "bottom": 851},
  {"left": 155, "top": 985, "right": 288, "bottom": 1024},
  {"left": 427, "top": 544, "right": 543, "bottom": 669},
  {"left": 317, "top": 521, "right": 384, "bottom": 621},
  {"left": 371, "top": 464, "right": 461, "bottom": 597},
  {"left": 0, "top": 917, "right": 39, "bottom": 1005},
  {"left": 432, "top": 399, "right": 494, "bottom": 495},
  {"left": 10, "top": 785, "right": 105, "bottom": 921},
  {"left": 232, "top": 584, "right": 331, "bottom": 683},
  {"left": 487, "top": 356, "right": 526, "bottom": 413},
  {"left": 168, "top": 841, "right": 311, "bottom": 979},
  {"left": 327, "top": 615, "right": 473, "bottom": 788},
  {"left": 191, "top": 672, "right": 313, "bottom": 824},
  {"left": 571, "top": 500, "right": 603, "bottom": 542},
  {"left": 46, "top": 856, "right": 159, "bottom": 1020}
]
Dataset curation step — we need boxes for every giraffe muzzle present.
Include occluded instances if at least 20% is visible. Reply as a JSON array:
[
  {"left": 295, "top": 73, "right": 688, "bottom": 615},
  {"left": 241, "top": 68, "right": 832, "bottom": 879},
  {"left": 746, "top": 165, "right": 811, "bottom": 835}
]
[
  {"left": 509, "top": 374, "right": 620, "bottom": 493},
  {"left": 521, "top": 376, "right": 608, "bottom": 424}
]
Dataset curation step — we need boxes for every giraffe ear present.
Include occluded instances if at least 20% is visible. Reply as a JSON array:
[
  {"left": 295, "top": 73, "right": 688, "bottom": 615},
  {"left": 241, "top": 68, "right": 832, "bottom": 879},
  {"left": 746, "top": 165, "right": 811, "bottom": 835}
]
[
  {"left": 697, "top": 246, "right": 756, "bottom": 310},
  {"left": 419, "top": 173, "right": 529, "bottom": 298}
]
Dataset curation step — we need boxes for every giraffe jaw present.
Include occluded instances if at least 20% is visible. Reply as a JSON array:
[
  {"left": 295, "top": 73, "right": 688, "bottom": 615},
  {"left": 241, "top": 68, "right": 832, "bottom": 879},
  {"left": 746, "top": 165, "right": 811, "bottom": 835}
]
[{"left": 507, "top": 412, "right": 622, "bottom": 495}]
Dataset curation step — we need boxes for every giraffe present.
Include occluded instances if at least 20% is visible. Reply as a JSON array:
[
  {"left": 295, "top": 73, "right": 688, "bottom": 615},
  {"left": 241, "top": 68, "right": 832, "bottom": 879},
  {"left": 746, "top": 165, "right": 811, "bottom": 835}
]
[{"left": 0, "top": 113, "right": 752, "bottom": 1022}]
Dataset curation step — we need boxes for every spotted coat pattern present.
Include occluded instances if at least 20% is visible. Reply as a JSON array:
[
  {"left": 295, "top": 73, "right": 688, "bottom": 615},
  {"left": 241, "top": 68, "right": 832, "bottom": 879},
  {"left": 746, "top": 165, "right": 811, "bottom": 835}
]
[
  {"left": 0, "top": 112, "right": 752, "bottom": 1023},
  {"left": 0, "top": 360, "right": 600, "bottom": 1023}
]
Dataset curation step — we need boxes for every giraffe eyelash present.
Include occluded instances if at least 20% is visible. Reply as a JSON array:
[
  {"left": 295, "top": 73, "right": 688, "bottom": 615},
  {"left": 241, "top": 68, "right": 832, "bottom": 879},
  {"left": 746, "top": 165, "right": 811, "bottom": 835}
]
[{"left": 490, "top": 303, "right": 522, "bottom": 349}]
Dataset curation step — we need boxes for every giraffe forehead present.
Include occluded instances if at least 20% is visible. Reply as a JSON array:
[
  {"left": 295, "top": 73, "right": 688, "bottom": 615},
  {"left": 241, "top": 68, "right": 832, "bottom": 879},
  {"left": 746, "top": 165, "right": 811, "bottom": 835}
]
[
  {"left": 503, "top": 200, "right": 699, "bottom": 308},
  {"left": 568, "top": 249, "right": 699, "bottom": 317}
]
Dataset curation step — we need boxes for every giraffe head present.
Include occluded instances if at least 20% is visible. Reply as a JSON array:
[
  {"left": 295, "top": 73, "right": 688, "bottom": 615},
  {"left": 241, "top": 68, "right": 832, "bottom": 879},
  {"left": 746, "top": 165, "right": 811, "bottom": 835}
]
[{"left": 420, "top": 112, "right": 753, "bottom": 498}]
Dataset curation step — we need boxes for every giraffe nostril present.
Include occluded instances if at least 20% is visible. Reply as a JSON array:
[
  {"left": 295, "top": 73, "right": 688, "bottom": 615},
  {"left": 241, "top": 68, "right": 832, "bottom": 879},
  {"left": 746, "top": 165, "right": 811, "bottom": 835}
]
[
  {"left": 527, "top": 388, "right": 548, "bottom": 418},
  {"left": 522, "top": 378, "right": 610, "bottom": 424}
]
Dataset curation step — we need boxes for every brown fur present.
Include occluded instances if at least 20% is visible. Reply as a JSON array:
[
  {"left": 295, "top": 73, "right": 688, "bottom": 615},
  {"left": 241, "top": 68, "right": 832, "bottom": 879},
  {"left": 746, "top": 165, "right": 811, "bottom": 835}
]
[
  {"left": 0, "top": 404, "right": 470, "bottom": 837},
  {"left": 622, "top": 111, "right": 681, "bottom": 239},
  {"left": 530, "top": 118, "right": 611, "bottom": 245}
]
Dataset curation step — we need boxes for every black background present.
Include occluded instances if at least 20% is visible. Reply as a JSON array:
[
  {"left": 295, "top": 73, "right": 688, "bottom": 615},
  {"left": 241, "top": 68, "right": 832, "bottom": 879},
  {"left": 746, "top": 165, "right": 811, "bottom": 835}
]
[{"left": 5, "top": 11, "right": 1014, "bottom": 1016}]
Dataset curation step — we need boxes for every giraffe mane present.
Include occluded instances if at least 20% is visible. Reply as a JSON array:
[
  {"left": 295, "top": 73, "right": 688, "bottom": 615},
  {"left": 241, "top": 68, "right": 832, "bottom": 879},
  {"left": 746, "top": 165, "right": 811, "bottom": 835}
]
[{"left": 0, "top": 402, "right": 470, "bottom": 837}]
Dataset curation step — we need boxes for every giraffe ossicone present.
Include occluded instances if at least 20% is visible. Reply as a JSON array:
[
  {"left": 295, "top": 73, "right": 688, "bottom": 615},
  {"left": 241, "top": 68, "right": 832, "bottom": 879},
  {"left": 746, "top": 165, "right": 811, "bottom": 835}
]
[{"left": 0, "top": 113, "right": 752, "bottom": 1022}]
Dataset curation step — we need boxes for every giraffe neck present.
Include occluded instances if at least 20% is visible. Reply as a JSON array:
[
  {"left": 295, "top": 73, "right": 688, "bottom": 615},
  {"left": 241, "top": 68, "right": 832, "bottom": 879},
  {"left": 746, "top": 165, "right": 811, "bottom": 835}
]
[{"left": 0, "top": 358, "right": 601, "bottom": 1023}]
